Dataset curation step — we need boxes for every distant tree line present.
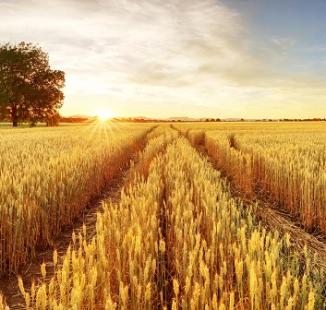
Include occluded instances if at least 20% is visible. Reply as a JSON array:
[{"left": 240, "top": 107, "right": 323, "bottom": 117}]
[
  {"left": 0, "top": 42, "right": 65, "bottom": 127},
  {"left": 205, "top": 118, "right": 221, "bottom": 122},
  {"left": 279, "top": 118, "right": 326, "bottom": 122},
  {"left": 109, "top": 118, "right": 326, "bottom": 123},
  {"left": 60, "top": 116, "right": 89, "bottom": 123},
  {"left": 111, "top": 118, "right": 223, "bottom": 123},
  {"left": 253, "top": 118, "right": 326, "bottom": 122}
]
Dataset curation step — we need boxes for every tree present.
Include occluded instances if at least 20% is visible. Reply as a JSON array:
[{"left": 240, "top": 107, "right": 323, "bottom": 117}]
[
  {"left": 0, "top": 42, "right": 65, "bottom": 126},
  {"left": 45, "top": 111, "right": 61, "bottom": 127}
]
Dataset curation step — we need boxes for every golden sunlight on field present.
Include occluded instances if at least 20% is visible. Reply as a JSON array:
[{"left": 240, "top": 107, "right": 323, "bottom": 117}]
[
  {"left": 1, "top": 0, "right": 326, "bottom": 308},
  {"left": 93, "top": 108, "right": 116, "bottom": 122},
  {"left": 0, "top": 122, "right": 324, "bottom": 310}
]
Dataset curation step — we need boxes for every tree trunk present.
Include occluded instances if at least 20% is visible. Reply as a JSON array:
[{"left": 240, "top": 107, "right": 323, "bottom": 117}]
[{"left": 12, "top": 105, "right": 18, "bottom": 127}]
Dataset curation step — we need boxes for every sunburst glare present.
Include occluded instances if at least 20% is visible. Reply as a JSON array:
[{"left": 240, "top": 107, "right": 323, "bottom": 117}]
[{"left": 94, "top": 108, "right": 115, "bottom": 122}]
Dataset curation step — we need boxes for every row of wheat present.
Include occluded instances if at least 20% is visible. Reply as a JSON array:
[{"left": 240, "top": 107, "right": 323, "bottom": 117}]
[
  {"left": 203, "top": 130, "right": 326, "bottom": 233},
  {"left": 14, "top": 127, "right": 324, "bottom": 309},
  {"left": 0, "top": 123, "right": 151, "bottom": 276},
  {"left": 176, "top": 123, "right": 326, "bottom": 233},
  {"left": 0, "top": 295, "right": 8, "bottom": 310}
]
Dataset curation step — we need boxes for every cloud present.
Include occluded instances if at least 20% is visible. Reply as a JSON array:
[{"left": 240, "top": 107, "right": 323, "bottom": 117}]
[{"left": 0, "top": 0, "right": 325, "bottom": 117}]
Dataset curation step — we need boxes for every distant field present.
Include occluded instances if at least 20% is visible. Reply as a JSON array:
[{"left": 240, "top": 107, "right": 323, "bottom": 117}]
[
  {"left": 0, "top": 122, "right": 325, "bottom": 309},
  {"left": 0, "top": 122, "right": 45, "bottom": 128},
  {"left": 0, "top": 122, "right": 83, "bottom": 128}
]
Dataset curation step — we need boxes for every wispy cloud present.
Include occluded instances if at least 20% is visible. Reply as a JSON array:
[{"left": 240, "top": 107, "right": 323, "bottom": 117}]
[{"left": 0, "top": 0, "right": 325, "bottom": 118}]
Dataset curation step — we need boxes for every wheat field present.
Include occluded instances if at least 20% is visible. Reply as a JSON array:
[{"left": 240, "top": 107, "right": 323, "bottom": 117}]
[
  {"left": 0, "top": 122, "right": 325, "bottom": 309},
  {"left": 174, "top": 122, "right": 326, "bottom": 233},
  {"left": 0, "top": 123, "right": 151, "bottom": 276}
]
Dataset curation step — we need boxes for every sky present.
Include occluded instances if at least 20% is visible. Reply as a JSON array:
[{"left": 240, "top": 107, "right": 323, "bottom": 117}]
[{"left": 0, "top": 0, "right": 325, "bottom": 119}]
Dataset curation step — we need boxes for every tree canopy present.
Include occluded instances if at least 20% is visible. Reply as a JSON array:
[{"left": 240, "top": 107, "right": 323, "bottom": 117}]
[{"left": 0, "top": 42, "right": 65, "bottom": 126}]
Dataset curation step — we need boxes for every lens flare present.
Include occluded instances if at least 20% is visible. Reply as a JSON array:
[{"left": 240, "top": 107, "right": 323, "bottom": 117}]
[{"left": 95, "top": 108, "right": 115, "bottom": 121}]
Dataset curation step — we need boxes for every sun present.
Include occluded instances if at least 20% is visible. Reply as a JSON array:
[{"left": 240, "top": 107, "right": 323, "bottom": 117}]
[{"left": 94, "top": 108, "right": 115, "bottom": 121}]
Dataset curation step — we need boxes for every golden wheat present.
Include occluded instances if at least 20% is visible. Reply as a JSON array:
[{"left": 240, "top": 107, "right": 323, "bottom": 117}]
[
  {"left": 17, "top": 127, "right": 325, "bottom": 309},
  {"left": 175, "top": 122, "right": 326, "bottom": 233},
  {"left": 0, "top": 123, "right": 151, "bottom": 276}
]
